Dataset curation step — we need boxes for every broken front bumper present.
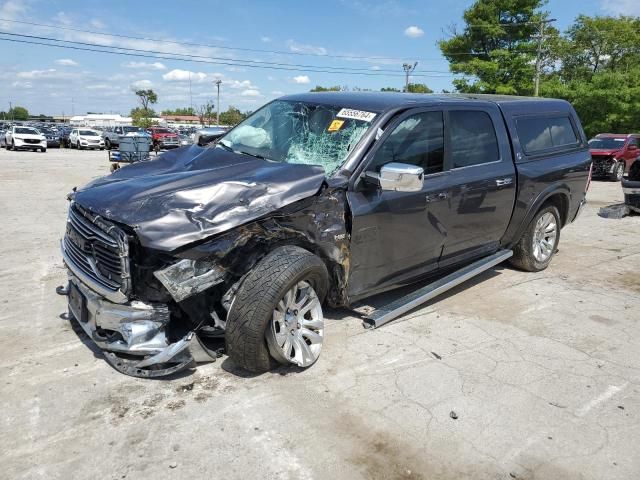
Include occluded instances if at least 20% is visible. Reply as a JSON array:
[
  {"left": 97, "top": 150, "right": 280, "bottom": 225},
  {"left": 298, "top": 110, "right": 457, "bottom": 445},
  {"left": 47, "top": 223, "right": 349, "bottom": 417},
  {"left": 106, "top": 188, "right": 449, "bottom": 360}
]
[{"left": 59, "top": 272, "right": 215, "bottom": 377}]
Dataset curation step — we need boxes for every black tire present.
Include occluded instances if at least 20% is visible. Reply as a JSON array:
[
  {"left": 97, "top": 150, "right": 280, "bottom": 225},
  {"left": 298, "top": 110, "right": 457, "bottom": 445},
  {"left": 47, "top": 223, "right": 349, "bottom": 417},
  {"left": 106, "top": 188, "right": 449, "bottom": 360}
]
[
  {"left": 225, "top": 246, "right": 328, "bottom": 373},
  {"left": 9, "top": 140, "right": 14, "bottom": 151},
  {"left": 77, "top": 141, "right": 82, "bottom": 150},
  {"left": 509, "top": 205, "right": 561, "bottom": 272},
  {"left": 105, "top": 139, "right": 111, "bottom": 150},
  {"left": 610, "top": 161, "right": 624, "bottom": 182}
]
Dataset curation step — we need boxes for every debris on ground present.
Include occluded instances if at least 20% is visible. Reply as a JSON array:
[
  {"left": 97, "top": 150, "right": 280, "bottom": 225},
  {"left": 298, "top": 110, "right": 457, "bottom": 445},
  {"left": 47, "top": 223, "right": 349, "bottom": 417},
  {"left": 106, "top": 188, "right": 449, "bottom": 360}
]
[
  {"left": 449, "top": 411, "right": 458, "bottom": 420},
  {"left": 598, "top": 204, "right": 630, "bottom": 219}
]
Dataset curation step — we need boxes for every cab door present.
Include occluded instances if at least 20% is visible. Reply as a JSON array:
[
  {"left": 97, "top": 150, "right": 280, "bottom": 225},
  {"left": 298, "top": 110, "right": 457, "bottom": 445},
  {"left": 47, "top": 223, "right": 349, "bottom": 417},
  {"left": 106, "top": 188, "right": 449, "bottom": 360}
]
[{"left": 347, "top": 109, "right": 450, "bottom": 299}]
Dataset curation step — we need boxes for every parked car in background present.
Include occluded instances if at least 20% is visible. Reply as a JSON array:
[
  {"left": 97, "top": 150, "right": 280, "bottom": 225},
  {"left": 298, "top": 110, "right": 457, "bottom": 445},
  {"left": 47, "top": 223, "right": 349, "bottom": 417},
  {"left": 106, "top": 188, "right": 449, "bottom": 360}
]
[
  {"left": 621, "top": 158, "right": 640, "bottom": 212},
  {"left": 194, "top": 126, "right": 227, "bottom": 146},
  {"left": 5, "top": 125, "right": 47, "bottom": 152},
  {"left": 588, "top": 133, "right": 640, "bottom": 181},
  {"left": 69, "top": 128, "right": 105, "bottom": 150},
  {"left": 58, "top": 127, "right": 73, "bottom": 148},
  {"left": 60, "top": 92, "right": 591, "bottom": 378},
  {"left": 147, "top": 127, "right": 180, "bottom": 150},
  {"left": 41, "top": 128, "right": 61, "bottom": 148},
  {"left": 178, "top": 134, "right": 193, "bottom": 147},
  {"left": 102, "top": 126, "right": 148, "bottom": 150}
]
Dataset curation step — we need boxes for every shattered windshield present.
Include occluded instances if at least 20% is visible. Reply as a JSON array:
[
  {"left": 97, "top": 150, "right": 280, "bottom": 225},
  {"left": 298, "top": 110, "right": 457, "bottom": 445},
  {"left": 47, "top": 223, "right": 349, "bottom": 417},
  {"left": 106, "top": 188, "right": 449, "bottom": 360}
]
[{"left": 219, "top": 100, "right": 374, "bottom": 173}]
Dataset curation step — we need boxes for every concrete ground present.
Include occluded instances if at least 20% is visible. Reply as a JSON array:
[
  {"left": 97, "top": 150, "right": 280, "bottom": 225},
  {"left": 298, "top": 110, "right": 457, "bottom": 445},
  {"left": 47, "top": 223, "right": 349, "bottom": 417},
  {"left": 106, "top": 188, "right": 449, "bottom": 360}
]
[{"left": 1, "top": 147, "right": 639, "bottom": 480}]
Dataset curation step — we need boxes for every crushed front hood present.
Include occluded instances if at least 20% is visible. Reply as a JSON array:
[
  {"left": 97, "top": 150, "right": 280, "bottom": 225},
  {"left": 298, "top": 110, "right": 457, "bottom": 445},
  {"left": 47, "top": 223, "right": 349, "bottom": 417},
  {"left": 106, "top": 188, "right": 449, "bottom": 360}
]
[{"left": 74, "top": 146, "right": 326, "bottom": 251}]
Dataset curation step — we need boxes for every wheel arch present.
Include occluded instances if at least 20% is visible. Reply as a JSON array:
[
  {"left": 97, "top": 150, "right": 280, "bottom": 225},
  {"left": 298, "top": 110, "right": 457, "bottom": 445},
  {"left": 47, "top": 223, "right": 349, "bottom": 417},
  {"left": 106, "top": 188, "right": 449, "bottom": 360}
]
[{"left": 503, "top": 184, "right": 571, "bottom": 249}]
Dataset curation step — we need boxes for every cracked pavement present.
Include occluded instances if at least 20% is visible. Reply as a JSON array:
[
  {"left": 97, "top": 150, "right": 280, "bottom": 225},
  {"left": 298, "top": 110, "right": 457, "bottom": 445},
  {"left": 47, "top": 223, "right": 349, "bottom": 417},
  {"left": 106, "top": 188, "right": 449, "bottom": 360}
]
[{"left": 1, "top": 149, "right": 639, "bottom": 479}]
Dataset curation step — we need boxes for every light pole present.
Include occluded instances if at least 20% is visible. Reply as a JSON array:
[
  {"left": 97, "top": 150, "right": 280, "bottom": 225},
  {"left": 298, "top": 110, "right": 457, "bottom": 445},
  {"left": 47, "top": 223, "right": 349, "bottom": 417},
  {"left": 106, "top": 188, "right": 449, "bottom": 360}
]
[
  {"left": 402, "top": 62, "right": 418, "bottom": 92},
  {"left": 215, "top": 79, "right": 222, "bottom": 125},
  {"left": 534, "top": 18, "right": 556, "bottom": 97}
]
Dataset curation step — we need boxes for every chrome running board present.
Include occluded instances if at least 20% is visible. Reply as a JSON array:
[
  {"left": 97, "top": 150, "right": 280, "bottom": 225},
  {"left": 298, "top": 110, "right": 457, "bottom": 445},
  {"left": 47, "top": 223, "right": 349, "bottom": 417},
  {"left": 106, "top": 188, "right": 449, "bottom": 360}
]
[{"left": 363, "top": 249, "right": 513, "bottom": 329}]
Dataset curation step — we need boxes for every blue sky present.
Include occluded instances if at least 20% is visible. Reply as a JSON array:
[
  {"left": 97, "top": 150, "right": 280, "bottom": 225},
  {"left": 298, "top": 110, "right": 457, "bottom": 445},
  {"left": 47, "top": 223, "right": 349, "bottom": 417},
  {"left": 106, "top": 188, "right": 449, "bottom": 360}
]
[{"left": 1, "top": 0, "right": 637, "bottom": 116}]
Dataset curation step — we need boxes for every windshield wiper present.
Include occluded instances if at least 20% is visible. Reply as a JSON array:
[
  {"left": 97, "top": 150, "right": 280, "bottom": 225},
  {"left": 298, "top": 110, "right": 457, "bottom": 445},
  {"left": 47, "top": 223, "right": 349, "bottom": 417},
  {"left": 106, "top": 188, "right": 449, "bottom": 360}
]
[
  {"left": 236, "top": 150, "right": 268, "bottom": 161},
  {"left": 217, "top": 142, "right": 269, "bottom": 161}
]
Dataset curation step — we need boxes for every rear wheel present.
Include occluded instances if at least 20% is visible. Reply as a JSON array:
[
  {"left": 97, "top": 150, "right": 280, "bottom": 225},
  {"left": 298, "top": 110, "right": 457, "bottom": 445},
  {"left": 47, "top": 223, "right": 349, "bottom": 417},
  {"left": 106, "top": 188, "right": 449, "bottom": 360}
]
[
  {"left": 610, "top": 161, "right": 625, "bottom": 182},
  {"left": 509, "top": 205, "right": 561, "bottom": 272},
  {"left": 105, "top": 138, "right": 111, "bottom": 150},
  {"left": 225, "top": 246, "right": 328, "bottom": 373}
]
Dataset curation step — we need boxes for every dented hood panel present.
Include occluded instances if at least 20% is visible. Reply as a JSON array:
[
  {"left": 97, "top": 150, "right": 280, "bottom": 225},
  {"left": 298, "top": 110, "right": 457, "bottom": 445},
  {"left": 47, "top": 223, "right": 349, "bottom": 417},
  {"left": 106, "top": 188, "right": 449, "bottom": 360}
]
[{"left": 74, "top": 146, "right": 326, "bottom": 251}]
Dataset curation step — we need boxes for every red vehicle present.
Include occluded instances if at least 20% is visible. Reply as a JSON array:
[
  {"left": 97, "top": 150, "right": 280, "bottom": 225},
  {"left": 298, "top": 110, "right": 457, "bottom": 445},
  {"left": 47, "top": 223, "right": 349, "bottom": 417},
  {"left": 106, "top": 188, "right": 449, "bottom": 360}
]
[
  {"left": 146, "top": 127, "right": 180, "bottom": 150},
  {"left": 588, "top": 133, "right": 640, "bottom": 181}
]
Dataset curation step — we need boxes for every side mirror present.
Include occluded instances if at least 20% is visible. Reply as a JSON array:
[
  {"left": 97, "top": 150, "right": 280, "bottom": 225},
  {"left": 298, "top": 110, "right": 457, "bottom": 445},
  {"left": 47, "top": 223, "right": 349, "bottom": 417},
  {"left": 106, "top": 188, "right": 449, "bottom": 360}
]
[{"left": 377, "top": 162, "right": 424, "bottom": 192}]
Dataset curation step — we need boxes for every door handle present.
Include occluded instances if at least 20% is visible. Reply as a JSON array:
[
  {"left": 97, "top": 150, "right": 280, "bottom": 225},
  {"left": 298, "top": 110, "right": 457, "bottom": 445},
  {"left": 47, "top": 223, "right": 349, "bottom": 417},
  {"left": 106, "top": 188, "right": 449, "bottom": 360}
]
[
  {"left": 495, "top": 177, "right": 513, "bottom": 187},
  {"left": 426, "top": 192, "right": 448, "bottom": 203}
]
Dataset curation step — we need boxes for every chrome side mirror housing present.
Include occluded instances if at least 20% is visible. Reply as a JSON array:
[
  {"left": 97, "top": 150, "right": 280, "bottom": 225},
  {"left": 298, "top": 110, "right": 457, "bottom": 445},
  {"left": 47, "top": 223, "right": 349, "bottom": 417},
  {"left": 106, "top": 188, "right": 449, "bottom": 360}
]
[{"left": 378, "top": 162, "right": 424, "bottom": 192}]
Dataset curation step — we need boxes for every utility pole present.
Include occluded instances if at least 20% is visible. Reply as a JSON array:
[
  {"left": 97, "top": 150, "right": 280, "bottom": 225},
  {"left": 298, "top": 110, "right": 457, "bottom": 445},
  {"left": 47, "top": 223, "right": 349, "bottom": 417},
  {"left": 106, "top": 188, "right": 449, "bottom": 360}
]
[
  {"left": 189, "top": 71, "right": 193, "bottom": 113},
  {"left": 534, "top": 18, "right": 556, "bottom": 97},
  {"left": 402, "top": 62, "right": 418, "bottom": 92},
  {"left": 215, "top": 79, "right": 222, "bottom": 125},
  {"left": 9, "top": 101, "right": 12, "bottom": 122}
]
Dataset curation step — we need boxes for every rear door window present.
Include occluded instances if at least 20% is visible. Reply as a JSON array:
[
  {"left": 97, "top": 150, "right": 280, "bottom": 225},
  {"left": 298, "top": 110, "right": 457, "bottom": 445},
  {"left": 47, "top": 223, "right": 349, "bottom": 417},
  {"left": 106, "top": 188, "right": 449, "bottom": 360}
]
[
  {"left": 449, "top": 111, "right": 500, "bottom": 168},
  {"left": 517, "top": 116, "right": 578, "bottom": 154}
]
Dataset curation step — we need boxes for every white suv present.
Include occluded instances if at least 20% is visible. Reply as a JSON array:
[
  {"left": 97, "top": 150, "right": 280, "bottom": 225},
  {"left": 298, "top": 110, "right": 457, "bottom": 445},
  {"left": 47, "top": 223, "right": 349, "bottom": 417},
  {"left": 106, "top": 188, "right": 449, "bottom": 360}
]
[
  {"left": 69, "top": 128, "right": 105, "bottom": 150},
  {"left": 5, "top": 126, "right": 47, "bottom": 152}
]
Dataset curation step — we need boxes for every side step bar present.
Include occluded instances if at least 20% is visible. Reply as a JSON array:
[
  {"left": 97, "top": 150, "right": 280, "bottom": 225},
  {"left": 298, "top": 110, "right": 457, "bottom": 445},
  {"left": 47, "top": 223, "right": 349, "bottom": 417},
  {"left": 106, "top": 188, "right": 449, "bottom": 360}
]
[{"left": 363, "top": 249, "right": 513, "bottom": 329}]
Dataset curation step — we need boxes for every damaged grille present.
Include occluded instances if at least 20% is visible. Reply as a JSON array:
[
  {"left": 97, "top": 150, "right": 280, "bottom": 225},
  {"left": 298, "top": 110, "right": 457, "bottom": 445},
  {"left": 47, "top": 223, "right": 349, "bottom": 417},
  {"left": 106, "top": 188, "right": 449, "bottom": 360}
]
[
  {"left": 63, "top": 203, "right": 131, "bottom": 296},
  {"left": 591, "top": 155, "right": 614, "bottom": 176}
]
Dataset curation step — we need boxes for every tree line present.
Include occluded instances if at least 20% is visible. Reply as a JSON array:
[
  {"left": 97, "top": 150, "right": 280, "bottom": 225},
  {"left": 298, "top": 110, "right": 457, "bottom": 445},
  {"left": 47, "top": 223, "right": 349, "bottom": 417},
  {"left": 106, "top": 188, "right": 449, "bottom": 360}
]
[{"left": 438, "top": 0, "right": 640, "bottom": 137}]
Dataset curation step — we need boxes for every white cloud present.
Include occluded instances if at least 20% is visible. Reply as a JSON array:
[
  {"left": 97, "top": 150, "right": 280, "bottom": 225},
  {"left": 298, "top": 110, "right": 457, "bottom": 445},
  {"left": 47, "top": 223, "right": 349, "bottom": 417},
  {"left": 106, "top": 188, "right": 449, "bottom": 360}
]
[
  {"left": 0, "top": 0, "right": 29, "bottom": 27},
  {"left": 261, "top": 36, "right": 271, "bottom": 43},
  {"left": 11, "top": 81, "right": 32, "bottom": 89},
  {"left": 90, "top": 18, "right": 105, "bottom": 29},
  {"left": 162, "top": 69, "right": 207, "bottom": 82},
  {"left": 287, "top": 40, "right": 327, "bottom": 55},
  {"left": 86, "top": 84, "right": 112, "bottom": 90},
  {"left": 292, "top": 75, "right": 310, "bottom": 84},
  {"left": 131, "top": 79, "right": 153, "bottom": 89},
  {"left": 271, "top": 90, "right": 285, "bottom": 96},
  {"left": 601, "top": 0, "right": 640, "bottom": 15},
  {"left": 371, "top": 65, "right": 381, "bottom": 70},
  {"left": 240, "top": 89, "right": 261, "bottom": 97},
  {"left": 16, "top": 69, "right": 57, "bottom": 79},
  {"left": 404, "top": 25, "right": 424, "bottom": 38},
  {"left": 123, "top": 61, "right": 167, "bottom": 70},
  {"left": 54, "top": 11, "right": 73, "bottom": 26},
  {"left": 55, "top": 59, "right": 78, "bottom": 66}
]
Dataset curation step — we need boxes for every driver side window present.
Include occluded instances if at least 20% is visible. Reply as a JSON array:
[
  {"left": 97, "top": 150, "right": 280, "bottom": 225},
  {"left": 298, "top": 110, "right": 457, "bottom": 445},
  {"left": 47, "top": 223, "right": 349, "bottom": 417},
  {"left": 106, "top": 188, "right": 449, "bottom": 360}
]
[{"left": 369, "top": 111, "right": 444, "bottom": 175}]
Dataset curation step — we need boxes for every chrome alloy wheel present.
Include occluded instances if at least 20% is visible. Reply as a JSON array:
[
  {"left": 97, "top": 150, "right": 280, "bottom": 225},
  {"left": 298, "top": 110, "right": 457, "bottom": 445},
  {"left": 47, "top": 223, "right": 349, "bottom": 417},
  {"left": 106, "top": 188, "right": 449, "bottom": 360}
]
[
  {"left": 267, "top": 280, "right": 324, "bottom": 367},
  {"left": 532, "top": 212, "right": 557, "bottom": 262}
]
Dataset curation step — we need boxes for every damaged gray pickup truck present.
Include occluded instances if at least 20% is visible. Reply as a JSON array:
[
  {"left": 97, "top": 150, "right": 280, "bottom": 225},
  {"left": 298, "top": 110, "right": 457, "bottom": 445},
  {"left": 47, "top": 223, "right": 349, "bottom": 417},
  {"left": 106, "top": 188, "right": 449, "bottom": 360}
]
[{"left": 59, "top": 92, "right": 591, "bottom": 377}]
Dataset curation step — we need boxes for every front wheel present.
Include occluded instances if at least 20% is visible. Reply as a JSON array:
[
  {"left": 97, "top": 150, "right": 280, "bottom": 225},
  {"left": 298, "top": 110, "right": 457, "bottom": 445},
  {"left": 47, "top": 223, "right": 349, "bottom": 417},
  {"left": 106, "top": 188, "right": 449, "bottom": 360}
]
[
  {"left": 225, "top": 246, "right": 328, "bottom": 373},
  {"left": 509, "top": 205, "right": 561, "bottom": 272},
  {"left": 8, "top": 140, "right": 14, "bottom": 151},
  {"left": 105, "top": 139, "right": 111, "bottom": 150},
  {"left": 610, "top": 161, "right": 625, "bottom": 182}
]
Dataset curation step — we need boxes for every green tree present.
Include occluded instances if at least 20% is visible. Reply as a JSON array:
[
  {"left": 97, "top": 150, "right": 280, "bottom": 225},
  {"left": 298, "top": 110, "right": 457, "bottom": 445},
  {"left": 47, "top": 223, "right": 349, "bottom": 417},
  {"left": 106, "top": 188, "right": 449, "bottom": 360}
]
[
  {"left": 8, "top": 106, "right": 29, "bottom": 120},
  {"left": 196, "top": 102, "right": 216, "bottom": 126},
  {"left": 219, "top": 106, "right": 248, "bottom": 126},
  {"left": 132, "top": 89, "right": 158, "bottom": 127},
  {"left": 130, "top": 107, "right": 158, "bottom": 128},
  {"left": 439, "top": 0, "right": 550, "bottom": 95},
  {"left": 406, "top": 83, "right": 433, "bottom": 93},
  {"left": 161, "top": 107, "right": 196, "bottom": 116},
  {"left": 380, "top": 87, "right": 401, "bottom": 92},
  {"left": 310, "top": 85, "right": 344, "bottom": 92}
]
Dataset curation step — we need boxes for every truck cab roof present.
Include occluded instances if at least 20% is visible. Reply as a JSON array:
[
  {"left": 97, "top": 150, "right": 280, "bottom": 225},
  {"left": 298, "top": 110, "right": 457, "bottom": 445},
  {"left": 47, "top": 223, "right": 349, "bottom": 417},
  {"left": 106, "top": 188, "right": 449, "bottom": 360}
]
[{"left": 279, "top": 92, "right": 572, "bottom": 116}]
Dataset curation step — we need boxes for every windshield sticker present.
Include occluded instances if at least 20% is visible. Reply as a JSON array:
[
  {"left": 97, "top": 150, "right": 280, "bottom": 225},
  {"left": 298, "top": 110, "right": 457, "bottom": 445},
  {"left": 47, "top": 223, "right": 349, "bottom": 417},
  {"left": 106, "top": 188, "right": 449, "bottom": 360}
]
[
  {"left": 336, "top": 108, "right": 377, "bottom": 122},
  {"left": 327, "top": 120, "right": 345, "bottom": 132}
]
